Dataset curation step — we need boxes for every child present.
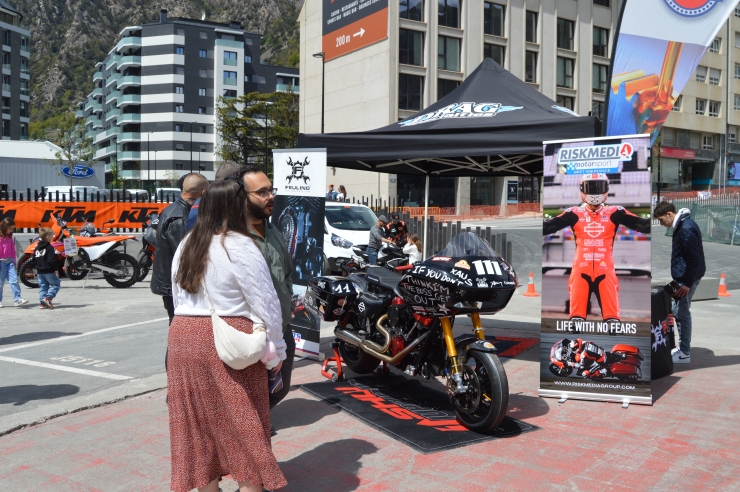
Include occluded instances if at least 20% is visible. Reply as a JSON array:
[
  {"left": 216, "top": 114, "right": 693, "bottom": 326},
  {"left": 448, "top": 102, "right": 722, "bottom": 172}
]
[
  {"left": 34, "top": 227, "right": 61, "bottom": 309},
  {"left": 0, "top": 218, "right": 29, "bottom": 307}
]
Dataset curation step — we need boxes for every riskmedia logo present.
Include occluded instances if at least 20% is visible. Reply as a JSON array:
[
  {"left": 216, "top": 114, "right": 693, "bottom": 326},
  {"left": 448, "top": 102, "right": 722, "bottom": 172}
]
[{"left": 663, "top": 0, "right": 724, "bottom": 17}]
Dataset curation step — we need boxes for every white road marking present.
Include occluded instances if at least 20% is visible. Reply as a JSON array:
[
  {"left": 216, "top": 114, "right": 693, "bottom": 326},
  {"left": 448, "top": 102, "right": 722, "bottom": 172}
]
[
  {"left": 0, "top": 356, "right": 132, "bottom": 380},
  {"left": 0, "top": 318, "right": 168, "bottom": 354}
]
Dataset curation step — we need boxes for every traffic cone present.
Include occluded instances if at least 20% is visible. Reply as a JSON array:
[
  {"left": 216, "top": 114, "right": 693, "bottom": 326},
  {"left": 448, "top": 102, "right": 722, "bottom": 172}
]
[
  {"left": 523, "top": 272, "right": 540, "bottom": 297},
  {"left": 718, "top": 273, "right": 732, "bottom": 297}
]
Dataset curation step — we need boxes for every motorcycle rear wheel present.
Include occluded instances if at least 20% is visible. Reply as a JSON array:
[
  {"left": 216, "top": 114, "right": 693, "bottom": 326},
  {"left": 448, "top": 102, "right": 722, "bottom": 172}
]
[
  {"left": 452, "top": 351, "right": 509, "bottom": 433},
  {"left": 338, "top": 340, "right": 381, "bottom": 374},
  {"left": 136, "top": 251, "right": 152, "bottom": 282},
  {"left": 18, "top": 257, "right": 39, "bottom": 289},
  {"left": 103, "top": 253, "right": 140, "bottom": 288}
]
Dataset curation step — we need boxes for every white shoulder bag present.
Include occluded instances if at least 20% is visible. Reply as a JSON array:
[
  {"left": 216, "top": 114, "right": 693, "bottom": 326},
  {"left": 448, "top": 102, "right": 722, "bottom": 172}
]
[{"left": 201, "top": 278, "right": 266, "bottom": 370}]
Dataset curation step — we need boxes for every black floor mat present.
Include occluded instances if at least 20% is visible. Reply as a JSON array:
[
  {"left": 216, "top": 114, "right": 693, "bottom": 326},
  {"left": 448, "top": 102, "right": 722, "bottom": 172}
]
[{"left": 301, "top": 374, "right": 538, "bottom": 453}]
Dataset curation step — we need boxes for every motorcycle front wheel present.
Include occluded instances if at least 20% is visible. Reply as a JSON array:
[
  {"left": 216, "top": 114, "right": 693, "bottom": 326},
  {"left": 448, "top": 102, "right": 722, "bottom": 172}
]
[
  {"left": 337, "top": 339, "right": 380, "bottom": 375},
  {"left": 451, "top": 351, "right": 509, "bottom": 433},
  {"left": 18, "top": 256, "right": 38, "bottom": 289},
  {"left": 136, "top": 251, "right": 152, "bottom": 282},
  {"left": 102, "top": 253, "right": 140, "bottom": 288}
]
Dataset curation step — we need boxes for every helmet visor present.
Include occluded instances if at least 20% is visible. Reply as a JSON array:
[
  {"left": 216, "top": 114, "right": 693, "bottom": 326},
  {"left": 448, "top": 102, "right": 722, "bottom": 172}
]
[{"left": 581, "top": 180, "right": 609, "bottom": 195}]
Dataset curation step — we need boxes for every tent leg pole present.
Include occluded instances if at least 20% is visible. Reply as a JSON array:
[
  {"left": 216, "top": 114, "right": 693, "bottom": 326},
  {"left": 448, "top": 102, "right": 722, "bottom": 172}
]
[{"left": 423, "top": 175, "right": 429, "bottom": 259}]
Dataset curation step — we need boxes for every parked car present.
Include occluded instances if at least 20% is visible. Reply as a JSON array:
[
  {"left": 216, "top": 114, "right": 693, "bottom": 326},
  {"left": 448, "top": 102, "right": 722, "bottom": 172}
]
[
  {"left": 323, "top": 203, "right": 378, "bottom": 273},
  {"left": 155, "top": 188, "right": 180, "bottom": 201},
  {"left": 42, "top": 186, "right": 101, "bottom": 201}
]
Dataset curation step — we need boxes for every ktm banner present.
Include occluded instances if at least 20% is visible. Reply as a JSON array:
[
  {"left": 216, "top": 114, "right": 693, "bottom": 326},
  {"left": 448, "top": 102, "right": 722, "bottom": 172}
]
[
  {"left": 605, "top": 0, "right": 736, "bottom": 145},
  {"left": 0, "top": 201, "right": 169, "bottom": 229}
]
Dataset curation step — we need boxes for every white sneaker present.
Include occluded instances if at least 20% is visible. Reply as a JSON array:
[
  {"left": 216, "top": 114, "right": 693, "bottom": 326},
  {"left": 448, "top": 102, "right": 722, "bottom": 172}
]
[
  {"left": 14, "top": 298, "right": 29, "bottom": 307},
  {"left": 673, "top": 349, "right": 691, "bottom": 364},
  {"left": 671, "top": 347, "right": 680, "bottom": 355},
  {"left": 0, "top": 301, "right": 3, "bottom": 308}
]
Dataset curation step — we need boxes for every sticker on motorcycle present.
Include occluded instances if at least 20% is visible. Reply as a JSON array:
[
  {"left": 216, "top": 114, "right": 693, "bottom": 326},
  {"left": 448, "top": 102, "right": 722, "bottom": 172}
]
[
  {"left": 472, "top": 259, "right": 502, "bottom": 276},
  {"left": 454, "top": 259, "right": 470, "bottom": 270},
  {"left": 431, "top": 256, "right": 452, "bottom": 262}
]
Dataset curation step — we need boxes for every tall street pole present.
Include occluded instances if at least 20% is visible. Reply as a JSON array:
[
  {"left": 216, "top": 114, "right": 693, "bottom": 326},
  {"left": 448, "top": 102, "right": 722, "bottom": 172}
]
[
  {"left": 190, "top": 121, "right": 194, "bottom": 173},
  {"left": 147, "top": 132, "right": 150, "bottom": 193},
  {"left": 312, "top": 52, "right": 325, "bottom": 133}
]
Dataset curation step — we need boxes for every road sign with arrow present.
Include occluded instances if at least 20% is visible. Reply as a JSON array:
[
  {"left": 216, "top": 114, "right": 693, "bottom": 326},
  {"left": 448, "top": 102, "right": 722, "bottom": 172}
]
[{"left": 322, "top": 0, "right": 388, "bottom": 61}]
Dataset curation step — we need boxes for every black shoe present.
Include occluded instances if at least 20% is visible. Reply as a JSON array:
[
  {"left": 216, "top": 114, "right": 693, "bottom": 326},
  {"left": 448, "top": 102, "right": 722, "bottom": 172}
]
[{"left": 270, "top": 425, "right": 277, "bottom": 437}]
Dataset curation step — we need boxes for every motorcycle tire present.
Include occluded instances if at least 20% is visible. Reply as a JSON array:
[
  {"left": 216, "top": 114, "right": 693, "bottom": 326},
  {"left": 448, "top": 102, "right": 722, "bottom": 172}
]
[
  {"left": 65, "top": 250, "right": 91, "bottom": 281},
  {"left": 548, "top": 363, "right": 573, "bottom": 377},
  {"left": 337, "top": 339, "right": 381, "bottom": 374},
  {"left": 452, "top": 351, "right": 509, "bottom": 433},
  {"left": 18, "top": 256, "right": 39, "bottom": 289},
  {"left": 102, "top": 253, "right": 140, "bottom": 288},
  {"left": 136, "top": 251, "right": 152, "bottom": 282}
]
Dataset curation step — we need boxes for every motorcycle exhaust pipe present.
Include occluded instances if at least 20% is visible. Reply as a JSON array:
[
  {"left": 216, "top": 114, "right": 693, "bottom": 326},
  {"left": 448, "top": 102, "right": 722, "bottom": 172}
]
[
  {"left": 334, "top": 323, "right": 429, "bottom": 365},
  {"left": 334, "top": 327, "right": 363, "bottom": 347},
  {"left": 361, "top": 314, "right": 392, "bottom": 354}
]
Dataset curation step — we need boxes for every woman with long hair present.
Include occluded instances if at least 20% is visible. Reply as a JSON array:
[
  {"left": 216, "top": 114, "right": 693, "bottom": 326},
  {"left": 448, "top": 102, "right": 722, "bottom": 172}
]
[
  {"left": 0, "top": 218, "right": 28, "bottom": 307},
  {"left": 337, "top": 185, "right": 347, "bottom": 202},
  {"left": 169, "top": 179, "right": 287, "bottom": 492},
  {"left": 403, "top": 234, "right": 423, "bottom": 264}
]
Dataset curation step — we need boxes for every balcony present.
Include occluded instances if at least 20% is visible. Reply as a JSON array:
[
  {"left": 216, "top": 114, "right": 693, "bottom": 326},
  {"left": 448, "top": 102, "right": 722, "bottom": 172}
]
[
  {"left": 117, "top": 75, "right": 141, "bottom": 89},
  {"left": 20, "top": 66, "right": 29, "bottom": 76},
  {"left": 92, "top": 87, "right": 104, "bottom": 98},
  {"left": 90, "top": 103, "right": 103, "bottom": 114},
  {"left": 105, "top": 90, "right": 122, "bottom": 105},
  {"left": 117, "top": 36, "right": 142, "bottom": 53},
  {"left": 106, "top": 72, "right": 121, "bottom": 87},
  {"left": 1, "top": 83, "right": 9, "bottom": 94},
  {"left": 75, "top": 110, "right": 84, "bottom": 119},
  {"left": 215, "top": 39, "right": 244, "bottom": 49},
  {"left": 95, "top": 146, "right": 117, "bottom": 160},
  {"left": 105, "top": 108, "right": 121, "bottom": 122},
  {"left": 118, "top": 151, "right": 141, "bottom": 161},
  {"left": 223, "top": 78, "right": 237, "bottom": 86},
  {"left": 93, "top": 72, "right": 104, "bottom": 82},
  {"left": 95, "top": 126, "right": 120, "bottom": 144},
  {"left": 118, "top": 56, "right": 142, "bottom": 69},
  {"left": 2, "top": 105, "right": 9, "bottom": 115},
  {"left": 118, "top": 132, "right": 140, "bottom": 143},
  {"left": 20, "top": 48, "right": 29, "bottom": 58},
  {"left": 86, "top": 115, "right": 102, "bottom": 128},
  {"left": 20, "top": 87, "right": 29, "bottom": 97},
  {"left": 117, "top": 113, "right": 141, "bottom": 125},
  {"left": 106, "top": 55, "right": 120, "bottom": 71},
  {"left": 224, "top": 58, "right": 237, "bottom": 66},
  {"left": 117, "top": 94, "right": 141, "bottom": 107},
  {"left": 276, "top": 84, "right": 299, "bottom": 94},
  {"left": 85, "top": 130, "right": 97, "bottom": 140}
]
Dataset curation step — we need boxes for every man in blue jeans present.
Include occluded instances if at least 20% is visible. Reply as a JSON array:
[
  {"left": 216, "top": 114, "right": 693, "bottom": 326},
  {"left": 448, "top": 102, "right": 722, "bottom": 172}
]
[
  {"left": 654, "top": 201, "right": 706, "bottom": 364},
  {"left": 367, "top": 215, "right": 393, "bottom": 265}
]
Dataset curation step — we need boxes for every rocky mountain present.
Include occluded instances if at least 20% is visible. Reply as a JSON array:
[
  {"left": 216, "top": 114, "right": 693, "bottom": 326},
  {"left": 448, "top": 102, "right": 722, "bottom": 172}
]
[{"left": 10, "top": 0, "right": 301, "bottom": 138}]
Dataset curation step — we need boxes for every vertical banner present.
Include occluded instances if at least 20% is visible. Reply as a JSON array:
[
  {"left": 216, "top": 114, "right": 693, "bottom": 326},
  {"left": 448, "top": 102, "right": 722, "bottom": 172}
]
[
  {"left": 605, "top": 0, "right": 736, "bottom": 144},
  {"left": 540, "top": 135, "right": 653, "bottom": 405},
  {"left": 272, "top": 149, "right": 327, "bottom": 360}
]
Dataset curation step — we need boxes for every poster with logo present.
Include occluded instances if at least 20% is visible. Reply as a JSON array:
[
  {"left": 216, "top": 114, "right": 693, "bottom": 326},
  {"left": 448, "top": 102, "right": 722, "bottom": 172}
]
[
  {"left": 539, "top": 135, "right": 653, "bottom": 405},
  {"left": 272, "top": 149, "right": 327, "bottom": 360},
  {"left": 605, "top": 0, "right": 736, "bottom": 145}
]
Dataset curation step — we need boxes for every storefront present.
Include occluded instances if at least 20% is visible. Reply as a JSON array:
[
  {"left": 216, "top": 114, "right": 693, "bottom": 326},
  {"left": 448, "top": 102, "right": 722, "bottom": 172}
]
[{"left": 656, "top": 147, "right": 716, "bottom": 192}]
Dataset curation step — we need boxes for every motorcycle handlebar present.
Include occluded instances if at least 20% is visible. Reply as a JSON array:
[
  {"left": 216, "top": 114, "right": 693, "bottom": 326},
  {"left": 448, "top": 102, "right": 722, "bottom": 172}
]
[{"left": 395, "top": 264, "right": 413, "bottom": 272}]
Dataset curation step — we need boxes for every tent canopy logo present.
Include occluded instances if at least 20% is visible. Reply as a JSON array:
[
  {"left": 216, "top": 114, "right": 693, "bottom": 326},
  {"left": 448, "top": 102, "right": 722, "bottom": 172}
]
[
  {"left": 663, "top": 0, "right": 724, "bottom": 17},
  {"left": 399, "top": 102, "right": 522, "bottom": 127}
]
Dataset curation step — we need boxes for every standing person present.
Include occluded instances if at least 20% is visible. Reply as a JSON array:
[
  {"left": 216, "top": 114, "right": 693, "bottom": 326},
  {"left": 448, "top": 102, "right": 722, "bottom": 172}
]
[
  {"left": 403, "top": 234, "right": 423, "bottom": 264},
  {"left": 169, "top": 179, "right": 287, "bottom": 492},
  {"left": 367, "top": 215, "right": 393, "bottom": 265},
  {"left": 34, "top": 228, "right": 60, "bottom": 309},
  {"left": 326, "top": 184, "right": 337, "bottom": 201},
  {"left": 151, "top": 173, "right": 208, "bottom": 324},
  {"left": 0, "top": 218, "right": 28, "bottom": 307},
  {"left": 186, "top": 162, "right": 243, "bottom": 231},
  {"left": 385, "top": 213, "right": 408, "bottom": 245},
  {"left": 337, "top": 185, "right": 347, "bottom": 202},
  {"left": 653, "top": 202, "right": 706, "bottom": 364},
  {"left": 238, "top": 165, "right": 295, "bottom": 415}
]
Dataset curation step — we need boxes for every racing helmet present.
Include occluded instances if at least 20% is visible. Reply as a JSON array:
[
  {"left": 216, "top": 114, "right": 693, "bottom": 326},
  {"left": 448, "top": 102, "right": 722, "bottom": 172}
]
[{"left": 580, "top": 173, "right": 609, "bottom": 206}]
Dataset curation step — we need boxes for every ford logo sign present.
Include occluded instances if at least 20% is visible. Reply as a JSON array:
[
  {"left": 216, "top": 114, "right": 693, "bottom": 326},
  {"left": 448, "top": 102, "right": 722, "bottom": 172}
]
[{"left": 62, "top": 164, "right": 95, "bottom": 179}]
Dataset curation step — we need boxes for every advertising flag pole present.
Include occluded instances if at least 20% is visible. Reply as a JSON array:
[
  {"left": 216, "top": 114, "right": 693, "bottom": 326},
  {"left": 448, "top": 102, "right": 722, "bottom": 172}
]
[{"left": 423, "top": 174, "right": 429, "bottom": 259}]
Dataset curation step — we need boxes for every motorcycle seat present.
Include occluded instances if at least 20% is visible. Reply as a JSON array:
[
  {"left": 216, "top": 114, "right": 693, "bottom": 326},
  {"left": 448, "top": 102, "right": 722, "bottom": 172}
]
[{"left": 365, "top": 266, "right": 404, "bottom": 291}]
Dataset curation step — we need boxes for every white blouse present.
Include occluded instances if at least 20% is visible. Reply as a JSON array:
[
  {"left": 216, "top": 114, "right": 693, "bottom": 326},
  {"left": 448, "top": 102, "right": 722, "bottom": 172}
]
[
  {"left": 171, "top": 232, "right": 286, "bottom": 360},
  {"left": 403, "top": 243, "right": 422, "bottom": 264}
]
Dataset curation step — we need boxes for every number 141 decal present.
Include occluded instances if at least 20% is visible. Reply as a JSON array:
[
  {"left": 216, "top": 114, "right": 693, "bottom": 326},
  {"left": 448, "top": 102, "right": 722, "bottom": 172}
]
[{"left": 472, "top": 260, "right": 502, "bottom": 276}]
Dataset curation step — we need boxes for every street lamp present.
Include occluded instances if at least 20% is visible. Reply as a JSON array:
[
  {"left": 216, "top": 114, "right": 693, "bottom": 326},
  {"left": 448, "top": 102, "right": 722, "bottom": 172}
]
[
  {"left": 190, "top": 120, "right": 195, "bottom": 173},
  {"left": 312, "top": 52, "right": 325, "bottom": 133},
  {"left": 146, "top": 132, "right": 150, "bottom": 194}
]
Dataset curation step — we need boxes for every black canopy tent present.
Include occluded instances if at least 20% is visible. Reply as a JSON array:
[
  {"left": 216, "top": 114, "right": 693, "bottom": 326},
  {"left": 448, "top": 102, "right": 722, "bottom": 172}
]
[{"left": 297, "top": 58, "right": 600, "bottom": 254}]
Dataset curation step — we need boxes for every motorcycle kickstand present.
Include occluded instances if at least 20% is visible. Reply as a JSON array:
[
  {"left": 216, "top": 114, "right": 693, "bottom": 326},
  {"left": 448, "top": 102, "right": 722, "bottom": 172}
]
[
  {"left": 321, "top": 341, "right": 345, "bottom": 382},
  {"left": 375, "top": 361, "right": 389, "bottom": 378}
]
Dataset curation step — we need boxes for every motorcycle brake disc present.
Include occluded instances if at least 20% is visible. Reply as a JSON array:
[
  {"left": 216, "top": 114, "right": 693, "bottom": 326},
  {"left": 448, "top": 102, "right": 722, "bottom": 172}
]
[{"left": 449, "top": 365, "right": 481, "bottom": 415}]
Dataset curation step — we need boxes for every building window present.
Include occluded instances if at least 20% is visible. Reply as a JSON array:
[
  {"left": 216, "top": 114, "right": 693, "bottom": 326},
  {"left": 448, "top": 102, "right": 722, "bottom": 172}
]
[
  {"left": 199, "top": 69, "right": 207, "bottom": 77},
  {"left": 525, "top": 11, "right": 537, "bottom": 43},
  {"left": 591, "top": 100, "right": 604, "bottom": 120},
  {"left": 200, "top": 125, "right": 207, "bottom": 133},
  {"left": 244, "top": 75, "right": 249, "bottom": 82},
  {"left": 730, "top": 129, "right": 737, "bottom": 143},
  {"left": 223, "top": 89, "right": 237, "bottom": 98},
  {"left": 254, "top": 75, "right": 266, "bottom": 84},
  {"left": 557, "top": 18, "right": 575, "bottom": 50},
  {"left": 176, "top": 86, "right": 184, "bottom": 94},
  {"left": 199, "top": 88, "right": 206, "bottom": 96},
  {"left": 20, "top": 101, "right": 28, "bottom": 117},
  {"left": 198, "top": 107, "right": 206, "bottom": 114},
  {"left": 199, "top": 49, "right": 207, "bottom": 58},
  {"left": 175, "top": 124, "right": 184, "bottom": 132},
  {"left": 710, "top": 38, "right": 721, "bottom": 53},
  {"left": 175, "top": 105, "right": 184, "bottom": 113},
  {"left": 438, "top": 0, "right": 461, "bottom": 28},
  {"left": 399, "top": 73, "right": 423, "bottom": 111},
  {"left": 20, "top": 37, "right": 28, "bottom": 52},
  {"left": 672, "top": 95, "right": 682, "bottom": 112},
  {"left": 735, "top": 94, "right": 740, "bottom": 110},
  {"left": 1, "top": 97, "right": 8, "bottom": 114},
  {"left": 702, "top": 135, "right": 714, "bottom": 150},
  {"left": 20, "top": 79, "right": 28, "bottom": 96},
  {"left": 662, "top": 128, "right": 676, "bottom": 146},
  {"left": 557, "top": 95, "right": 574, "bottom": 111},
  {"left": 735, "top": 64, "right": 740, "bottom": 79},
  {"left": 200, "top": 31, "right": 208, "bottom": 39},
  {"left": 593, "top": 27, "right": 609, "bottom": 57},
  {"left": 557, "top": 57, "right": 574, "bottom": 88},
  {"left": 438, "top": 36, "right": 461, "bottom": 71},
  {"left": 690, "top": 132, "right": 700, "bottom": 149},
  {"left": 177, "top": 29, "right": 185, "bottom": 36},
  {"left": 400, "top": 0, "right": 423, "bottom": 21},
  {"left": 709, "top": 100, "right": 720, "bottom": 117},
  {"left": 175, "top": 143, "right": 185, "bottom": 151},
  {"left": 525, "top": 51, "right": 537, "bottom": 83},
  {"left": 224, "top": 71, "right": 237, "bottom": 85},
  {"left": 696, "top": 98, "right": 706, "bottom": 115},
  {"left": 483, "top": 3, "right": 504, "bottom": 36},
  {"left": 2, "top": 31, "right": 9, "bottom": 46},
  {"left": 592, "top": 64, "right": 607, "bottom": 93},
  {"left": 709, "top": 68, "right": 721, "bottom": 85},
  {"left": 696, "top": 66, "right": 707, "bottom": 83},
  {"left": 20, "top": 58, "right": 29, "bottom": 75},
  {"left": 594, "top": 0, "right": 610, "bottom": 6},
  {"left": 245, "top": 55, "right": 252, "bottom": 63},
  {"left": 1, "top": 120, "right": 9, "bottom": 137},
  {"left": 199, "top": 144, "right": 207, "bottom": 152},
  {"left": 177, "top": 67, "right": 185, "bottom": 75},
  {"left": 484, "top": 43, "right": 504, "bottom": 65},
  {"left": 736, "top": 7, "right": 740, "bottom": 17},
  {"left": 399, "top": 29, "right": 424, "bottom": 66},
  {"left": 224, "top": 51, "right": 237, "bottom": 65},
  {"left": 20, "top": 123, "right": 27, "bottom": 139},
  {"left": 176, "top": 46, "right": 184, "bottom": 55},
  {"left": 438, "top": 78, "right": 459, "bottom": 100},
  {"left": 2, "top": 53, "right": 9, "bottom": 66},
  {"left": 175, "top": 162, "right": 185, "bottom": 170}
]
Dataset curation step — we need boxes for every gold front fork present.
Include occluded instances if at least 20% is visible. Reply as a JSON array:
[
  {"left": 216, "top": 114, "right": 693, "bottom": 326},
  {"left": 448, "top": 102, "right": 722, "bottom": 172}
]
[
  {"left": 441, "top": 317, "right": 463, "bottom": 376},
  {"left": 471, "top": 313, "right": 485, "bottom": 340}
]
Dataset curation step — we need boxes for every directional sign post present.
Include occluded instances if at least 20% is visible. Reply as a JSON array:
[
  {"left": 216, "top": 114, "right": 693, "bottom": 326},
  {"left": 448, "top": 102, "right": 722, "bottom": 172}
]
[{"left": 322, "top": 0, "right": 388, "bottom": 61}]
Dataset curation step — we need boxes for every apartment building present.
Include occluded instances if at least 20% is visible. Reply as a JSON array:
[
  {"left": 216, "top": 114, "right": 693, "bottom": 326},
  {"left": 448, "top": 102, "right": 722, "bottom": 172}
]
[
  {"left": 77, "top": 10, "right": 299, "bottom": 185},
  {"left": 0, "top": 1, "right": 30, "bottom": 141}
]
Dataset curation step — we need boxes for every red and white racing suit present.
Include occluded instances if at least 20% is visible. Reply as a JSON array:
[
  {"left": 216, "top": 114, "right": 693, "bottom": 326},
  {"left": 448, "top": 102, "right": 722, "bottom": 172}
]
[{"left": 543, "top": 204, "right": 650, "bottom": 320}]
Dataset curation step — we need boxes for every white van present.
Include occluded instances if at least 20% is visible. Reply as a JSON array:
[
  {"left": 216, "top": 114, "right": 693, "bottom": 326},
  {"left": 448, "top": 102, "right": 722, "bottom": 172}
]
[
  {"left": 155, "top": 188, "right": 181, "bottom": 201},
  {"left": 323, "top": 203, "right": 378, "bottom": 272},
  {"left": 43, "top": 185, "right": 100, "bottom": 201}
]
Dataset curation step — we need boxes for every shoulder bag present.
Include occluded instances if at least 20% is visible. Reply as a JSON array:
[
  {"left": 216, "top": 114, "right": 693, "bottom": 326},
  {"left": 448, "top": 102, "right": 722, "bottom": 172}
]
[{"left": 201, "top": 278, "right": 267, "bottom": 370}]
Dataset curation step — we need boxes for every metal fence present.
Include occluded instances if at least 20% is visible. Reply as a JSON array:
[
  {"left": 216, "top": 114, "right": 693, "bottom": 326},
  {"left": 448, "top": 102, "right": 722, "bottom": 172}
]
[{"left": 658, "top": 194, "right": 740, "bottom": 246}]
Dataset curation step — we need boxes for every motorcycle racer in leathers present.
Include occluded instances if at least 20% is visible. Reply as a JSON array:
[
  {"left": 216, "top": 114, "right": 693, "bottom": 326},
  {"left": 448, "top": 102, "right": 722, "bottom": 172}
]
[{"left": 543, "top": 174, "right": 650, "bottom": 322}]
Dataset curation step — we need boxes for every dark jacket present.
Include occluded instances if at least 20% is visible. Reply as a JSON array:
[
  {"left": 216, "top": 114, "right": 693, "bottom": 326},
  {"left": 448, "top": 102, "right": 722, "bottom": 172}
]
[
  {"left": 671, "top": 212, "right": 706, "bottom": 286},
  {"left": 150, "top": 196, "right": 192, "bottom": 296},
  {"left": 252, "top": 219, "right": 294, "bottom": 332},
  {"left": 34, "top": 240, "right": 59, "bottom": 274}
]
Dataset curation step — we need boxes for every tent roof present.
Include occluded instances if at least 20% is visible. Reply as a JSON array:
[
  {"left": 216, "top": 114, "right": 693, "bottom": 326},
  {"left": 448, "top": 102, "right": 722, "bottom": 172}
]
[{"left": 297, "top": 59, "right": 600, "bottom": 177}]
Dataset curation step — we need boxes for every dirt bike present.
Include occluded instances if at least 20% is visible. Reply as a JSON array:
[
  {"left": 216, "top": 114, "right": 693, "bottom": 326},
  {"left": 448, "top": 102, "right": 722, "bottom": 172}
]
[
  {"left": 18, "top": 212, "right": 140, "bottom": 289},
  {"left": 548, "top": 338, "right": 644, "bottom": 382},
  {"left": 135, "top": 212, "right": 158, "bottom": 281},
  {"left": 305, "top": 232, "right": 518, "bottom": 432}
]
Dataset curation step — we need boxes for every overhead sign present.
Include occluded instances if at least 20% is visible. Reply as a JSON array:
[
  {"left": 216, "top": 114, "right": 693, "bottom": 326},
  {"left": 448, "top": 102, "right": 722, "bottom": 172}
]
[
  {"left": 322, "top": 0, "right": 388, "bottom": 61},
  {"left": 62, "top": 164, "right": 95, "bottom": 179},
  {"left": 660, "top": 147, "right": 695, "bottom": 159}
]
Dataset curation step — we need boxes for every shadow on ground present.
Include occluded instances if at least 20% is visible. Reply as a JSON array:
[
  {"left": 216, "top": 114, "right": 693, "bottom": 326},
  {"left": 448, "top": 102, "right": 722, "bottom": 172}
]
[
  {"left": 0, "top": 384, "right": 80, "bottom": 406},
  {"left": 507, "top": 392, "right": 551, "bottom": 421},
  {"left": 0, "top": 331, "right": 82, "bottom": 346},
  {"left": 272, "top": 396, "right": 341, "bottom": 432}
]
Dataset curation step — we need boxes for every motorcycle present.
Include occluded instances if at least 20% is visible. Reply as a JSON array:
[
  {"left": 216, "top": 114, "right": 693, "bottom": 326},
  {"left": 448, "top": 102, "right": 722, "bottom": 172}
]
[
  {"left": 18, "top": 212, "right": 140, "bottom": 289},
  {"left": 337, "top": 242, "right": 409, "bottom": 275},
  {"left": 548, "top": 338, "right": 644, "bottom": 381},
  {"left": 135, "top": 212, "right": 159, "bottom": 282},
  {"left": 304, "top": 232, "right": 518, "bottom": 432}
]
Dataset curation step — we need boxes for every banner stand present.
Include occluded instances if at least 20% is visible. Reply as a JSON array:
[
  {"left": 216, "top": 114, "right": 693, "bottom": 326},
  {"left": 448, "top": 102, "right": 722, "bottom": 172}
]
[{"left": 538, "top": 389, "right": 652, "bottom": 407}]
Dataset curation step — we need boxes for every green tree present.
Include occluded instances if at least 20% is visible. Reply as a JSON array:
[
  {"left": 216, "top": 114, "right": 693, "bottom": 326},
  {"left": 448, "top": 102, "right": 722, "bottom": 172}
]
[{"left": 48, "top": 112, "right": 95, "bottom": 199}]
